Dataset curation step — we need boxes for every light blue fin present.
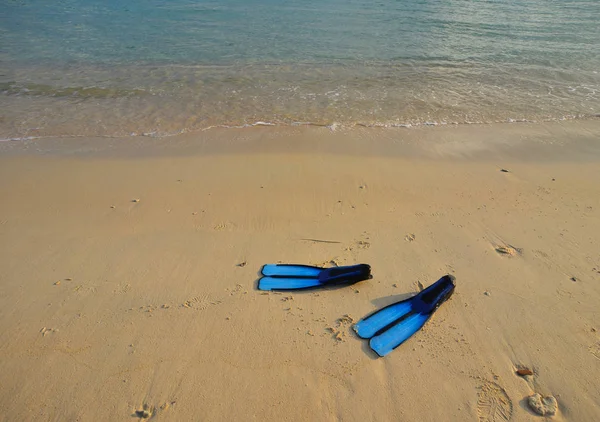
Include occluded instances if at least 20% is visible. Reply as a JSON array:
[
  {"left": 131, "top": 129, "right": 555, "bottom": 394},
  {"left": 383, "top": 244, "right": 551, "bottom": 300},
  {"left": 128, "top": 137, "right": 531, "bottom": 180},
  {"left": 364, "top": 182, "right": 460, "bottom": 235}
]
[
  {"left": 369, "top": 313, "right": 429, "bottom": 357},
  {"left": 354, "top": 275, "right": 456, "bottom": 357},
  {"left": 261, "top": 264, "right": 323, "bottom": 277},
  {"left": 353, "top": 300, "right": 413, "bottom": 339},
  {"left": 258, "top": 276, "right": 322, "bottom": 291}
]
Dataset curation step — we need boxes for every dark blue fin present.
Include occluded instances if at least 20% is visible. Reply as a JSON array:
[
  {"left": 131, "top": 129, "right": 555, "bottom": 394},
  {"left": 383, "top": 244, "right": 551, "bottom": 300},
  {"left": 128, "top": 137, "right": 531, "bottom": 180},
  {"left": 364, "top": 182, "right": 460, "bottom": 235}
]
[
  {"left": 257, "top": 264, "right": 371, "bottom": 291},
  {"left": 353, "top": 275, "right": 455, "bottom": 357}
]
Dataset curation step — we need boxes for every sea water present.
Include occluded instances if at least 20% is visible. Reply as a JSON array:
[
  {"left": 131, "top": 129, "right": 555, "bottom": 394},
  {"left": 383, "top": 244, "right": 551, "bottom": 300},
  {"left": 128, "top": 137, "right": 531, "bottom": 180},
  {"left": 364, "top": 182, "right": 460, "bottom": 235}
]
[{"left": 2, "top": 0, "right": 599, "bottom": 139}]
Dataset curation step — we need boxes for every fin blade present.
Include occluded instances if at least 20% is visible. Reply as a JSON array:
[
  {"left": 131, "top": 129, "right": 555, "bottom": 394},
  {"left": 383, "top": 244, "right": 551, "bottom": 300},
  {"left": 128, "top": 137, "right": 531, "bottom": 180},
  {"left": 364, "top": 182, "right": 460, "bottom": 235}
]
[
  {"left": 257, "top": 276, "right": 322, "bottom": 291},
  {"left": 261, "top": 264, "right": 322, "bottom": 277},
  {"left": 369, "top": 313, "right": 430, "bottom": 357},
  {"left": 353, "top": 300, "right": 413, "bottom": 339}
]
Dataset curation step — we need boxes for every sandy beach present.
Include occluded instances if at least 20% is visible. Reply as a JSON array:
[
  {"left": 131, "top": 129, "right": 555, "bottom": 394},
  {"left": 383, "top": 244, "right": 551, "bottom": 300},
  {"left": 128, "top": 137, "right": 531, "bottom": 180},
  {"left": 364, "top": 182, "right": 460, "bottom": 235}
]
[{"left": 1, "top": 121, "right": 599, "bottom": 421}]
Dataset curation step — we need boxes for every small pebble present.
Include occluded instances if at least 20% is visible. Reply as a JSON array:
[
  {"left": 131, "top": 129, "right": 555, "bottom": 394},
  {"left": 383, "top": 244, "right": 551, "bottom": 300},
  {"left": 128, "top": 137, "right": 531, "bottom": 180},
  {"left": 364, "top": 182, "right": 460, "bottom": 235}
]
[
  {"left": 54, "top": 281, "right": 61, "bottom": 286},
  {"left": 570, "top": 276, "right": 577, "bottom": 282},
  {"left": 132, "top": 199, "right": 140, "bottom": 203},
  {"left": 237, "top": 261, "right": 246, "bottom": 267},
  {"left": 484, "top": 291, "right": 491, "bottom": 296},
  {"left": 500, "top": 169, "right": 510, "bottom": 173},
  {"left": 516, "top": 368, "right": 534, "bottom": 376},
  {"left": 110, "top": 205, "right": 115, "bottom": 209}
]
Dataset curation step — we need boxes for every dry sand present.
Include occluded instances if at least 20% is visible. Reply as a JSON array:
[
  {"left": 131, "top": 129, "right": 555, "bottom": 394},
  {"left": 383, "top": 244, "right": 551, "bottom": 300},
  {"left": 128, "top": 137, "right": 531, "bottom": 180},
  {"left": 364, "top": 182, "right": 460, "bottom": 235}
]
[{"left": 1, "top": 121, "right": 599, "bottom": 421}]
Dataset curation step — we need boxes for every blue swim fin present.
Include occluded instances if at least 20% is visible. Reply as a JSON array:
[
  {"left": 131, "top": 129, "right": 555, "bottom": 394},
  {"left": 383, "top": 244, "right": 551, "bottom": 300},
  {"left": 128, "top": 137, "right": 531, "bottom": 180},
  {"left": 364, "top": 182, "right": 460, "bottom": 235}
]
[
  {"left": 257, "top": 264, "right": 371, "bottom": 291},
  {"left": 353, "top": 275, "right": 455, "bottom": 357},
  {"left": 261, "top": 264, "right": 323, "bottom": 278}
]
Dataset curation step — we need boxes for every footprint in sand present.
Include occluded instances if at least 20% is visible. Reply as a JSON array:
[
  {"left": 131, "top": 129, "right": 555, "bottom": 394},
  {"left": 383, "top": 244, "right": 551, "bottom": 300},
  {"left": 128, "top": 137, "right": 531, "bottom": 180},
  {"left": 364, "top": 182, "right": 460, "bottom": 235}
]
[
  {"left": 214, "top": 222, "right": 227, "bottom": 230},
  {"left": 345, "top": 233, "right": 371, "bottom": 253},
  {"left": 589, "top": 342, "right": 600, "bottom": 360},
  {"left": 133, "top": 403, "right": 154, "bottom": 419},
  {"left": 355, "top": 240, "right": 370, "bottom": 249},
  {"left": 477, "top": 382, "right": 513, "bottom": 422},
  {"left": 325, "top": 314, "right": 355, "bottom": 342},
  {"left": 311, "top": 258, "right": 342, "bottom": 268},
  {"left": 40, "top": 327, "right": 58, "bottom": 337},
  {"left": 481, "top": 228, "right": 522, "bottom": 258},
  {"left": 494, "top": 245, "right": 522, "bottom": 257},
  {"left": 182, "top": 294, "right": 223, "bottom": 309}
]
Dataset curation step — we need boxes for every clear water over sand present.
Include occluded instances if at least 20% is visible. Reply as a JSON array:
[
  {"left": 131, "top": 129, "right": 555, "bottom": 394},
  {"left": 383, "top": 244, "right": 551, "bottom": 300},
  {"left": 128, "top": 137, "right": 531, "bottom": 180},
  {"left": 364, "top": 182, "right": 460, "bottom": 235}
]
[{"left": 2, "top": 0, "right": 600, "bottom": 139}]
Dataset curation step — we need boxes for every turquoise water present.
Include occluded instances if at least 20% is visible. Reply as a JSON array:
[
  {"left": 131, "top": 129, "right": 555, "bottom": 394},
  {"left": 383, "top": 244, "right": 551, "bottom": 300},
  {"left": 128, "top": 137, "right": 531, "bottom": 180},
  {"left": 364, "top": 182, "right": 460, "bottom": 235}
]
[{"left": 2, "top": 0, "right": 600, "bottom": 138}]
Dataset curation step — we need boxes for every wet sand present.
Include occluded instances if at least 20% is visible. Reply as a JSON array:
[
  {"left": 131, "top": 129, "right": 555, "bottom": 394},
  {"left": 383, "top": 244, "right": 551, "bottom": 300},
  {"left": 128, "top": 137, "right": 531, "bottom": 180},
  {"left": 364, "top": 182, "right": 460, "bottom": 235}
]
[{"left": 1, "top": 121, "right": 599, "bottom": 421}]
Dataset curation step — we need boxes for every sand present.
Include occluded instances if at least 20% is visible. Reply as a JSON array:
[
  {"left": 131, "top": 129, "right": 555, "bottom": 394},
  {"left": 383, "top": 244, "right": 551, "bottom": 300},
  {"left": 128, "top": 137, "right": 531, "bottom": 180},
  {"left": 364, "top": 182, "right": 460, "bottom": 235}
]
[{"left": 0, "top": 121, "right": 599, "bottom": 421}]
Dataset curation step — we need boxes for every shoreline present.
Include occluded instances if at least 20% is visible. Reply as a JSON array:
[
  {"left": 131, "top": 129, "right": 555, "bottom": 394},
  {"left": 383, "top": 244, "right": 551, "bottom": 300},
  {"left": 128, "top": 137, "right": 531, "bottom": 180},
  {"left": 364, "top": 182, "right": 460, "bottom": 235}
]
[
  {"left": 3, "top": 113, "right": 600, "bottom": 144},
  {"left": 2, "top": 119, "right": 600, "bottom": 162}
]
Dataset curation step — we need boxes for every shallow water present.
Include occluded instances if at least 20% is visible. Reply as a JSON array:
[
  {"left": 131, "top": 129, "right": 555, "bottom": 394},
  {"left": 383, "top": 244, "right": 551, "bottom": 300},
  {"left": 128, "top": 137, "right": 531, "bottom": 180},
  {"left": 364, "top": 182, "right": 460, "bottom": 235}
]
[{"left": 2, "top": 0, "right": 600, "bottom": 139}]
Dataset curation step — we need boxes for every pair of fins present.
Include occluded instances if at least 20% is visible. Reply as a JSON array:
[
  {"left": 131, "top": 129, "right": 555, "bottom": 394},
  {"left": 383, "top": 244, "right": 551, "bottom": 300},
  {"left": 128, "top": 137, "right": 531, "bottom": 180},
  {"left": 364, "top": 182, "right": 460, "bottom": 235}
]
[{"left": 257, "top": 264, "right": 455, "bottom": 357}]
